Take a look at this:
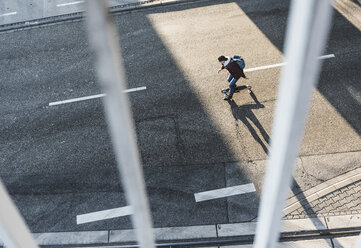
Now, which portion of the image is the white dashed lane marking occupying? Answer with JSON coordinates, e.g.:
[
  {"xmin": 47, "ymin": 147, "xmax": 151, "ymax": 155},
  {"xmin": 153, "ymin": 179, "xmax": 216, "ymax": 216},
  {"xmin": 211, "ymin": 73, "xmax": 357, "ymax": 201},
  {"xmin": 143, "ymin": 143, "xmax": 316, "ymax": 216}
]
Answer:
[
  {"xmin": 0, "ymin": 12, "xmax": 17, "ymax": 17},
  {"xmin": 244, "ymin": 54, "xmax": 335, "ymax": 72},
  {"xmin": 48, "ymin": 86, "xmax": 147, "ymax": 106},
  {"xmin": 194, "ymin": 183, "xmax": 256, "ymax": 202},
  {"xmin": 56, "ymin": 1, "xmax": 85, "ymax": 7},
  {"xmin": 77, "ymin": 206, "xmax": 133, "ymax": 224}
]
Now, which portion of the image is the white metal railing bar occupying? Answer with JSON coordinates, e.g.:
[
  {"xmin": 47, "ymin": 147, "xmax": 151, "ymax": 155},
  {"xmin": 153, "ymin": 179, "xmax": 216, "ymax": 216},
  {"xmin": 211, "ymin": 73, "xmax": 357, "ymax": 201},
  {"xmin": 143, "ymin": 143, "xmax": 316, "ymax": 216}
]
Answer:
[
  {"xmin": 253, "ymin": 0, "xmax": 334, "ymax": 248},
  {"xmin": 84, "ymin": 1, "xmax": 155, "ymax": 248},
  {"xmin": 0, "ymin": 180, "xmax": 39, "ymax": 248}
]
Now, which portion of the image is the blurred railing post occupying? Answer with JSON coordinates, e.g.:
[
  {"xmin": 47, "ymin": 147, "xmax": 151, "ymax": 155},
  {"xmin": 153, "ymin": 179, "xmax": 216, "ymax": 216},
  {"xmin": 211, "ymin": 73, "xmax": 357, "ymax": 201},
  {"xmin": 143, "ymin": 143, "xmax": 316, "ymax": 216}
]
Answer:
[
  {"xmin": 84, "ymin": 1, "xmax": 155, "ymax": 248},
  {"xmin": 0, "ymin": 180, "xmax": 39, "ymax": 248},
  {"xmin": 253, "ymin": 0, "xmax": 334, "ymax": 248}
]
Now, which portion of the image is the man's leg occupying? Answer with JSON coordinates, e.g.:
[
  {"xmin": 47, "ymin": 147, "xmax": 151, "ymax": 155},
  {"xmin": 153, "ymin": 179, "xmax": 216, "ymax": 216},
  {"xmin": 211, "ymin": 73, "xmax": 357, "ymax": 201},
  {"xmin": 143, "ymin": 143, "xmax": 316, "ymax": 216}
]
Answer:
[
  {"xmin": 228, "ymin": 77, "xmax": 238, "ymax": 98},
  {"xmin": 239, "ymin": 69, "xmax": 252, "ymax": 93},
  {"xmin": 227, "ymin": 74, "xmax": 233, "ymax": 82},
  {"xmin": 227, "ymin": 74, "xmax": 237, "ymax": 88}
]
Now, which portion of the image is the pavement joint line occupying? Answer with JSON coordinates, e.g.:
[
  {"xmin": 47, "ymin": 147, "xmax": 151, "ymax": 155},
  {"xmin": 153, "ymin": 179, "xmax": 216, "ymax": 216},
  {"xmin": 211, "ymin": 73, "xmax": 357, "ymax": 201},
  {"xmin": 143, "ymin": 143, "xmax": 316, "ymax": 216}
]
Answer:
[
  {"xmin": 48, "ymin": 86, "xmax": 147, "ymax": 106},
  {"xmin": 248, "ymin": 149, "xmax": 361, "ymax": 162},
  {"xmin": 194, "ymin": 183, "xmax": 256, "ymax": 202},
  {"xmin": 283, "ymin": 170, "xmax": 361, "ymax": 216}
]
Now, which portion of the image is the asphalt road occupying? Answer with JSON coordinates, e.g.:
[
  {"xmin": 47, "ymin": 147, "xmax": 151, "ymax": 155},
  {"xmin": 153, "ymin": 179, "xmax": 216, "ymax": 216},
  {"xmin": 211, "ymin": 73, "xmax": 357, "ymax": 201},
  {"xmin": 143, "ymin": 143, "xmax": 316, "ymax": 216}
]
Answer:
[
  {"xmin": 0, "ymin": 0, "xmax": 360, "ymax": 232},
  {"xmin": 0, "ymin": 0, "xmax": 144, "ymax": 25}
]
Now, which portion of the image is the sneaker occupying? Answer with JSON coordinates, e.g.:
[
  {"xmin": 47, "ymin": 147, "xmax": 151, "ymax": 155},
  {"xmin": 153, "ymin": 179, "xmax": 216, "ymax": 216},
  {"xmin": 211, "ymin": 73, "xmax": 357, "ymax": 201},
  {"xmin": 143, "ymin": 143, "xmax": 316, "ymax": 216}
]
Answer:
[
  {"xmin": 246, "ymin": 85, "xmax": 252, "ymax": 93},
  {"xmin": 221, "ymin": 88, "xmax": 229, "ymax": 93},
  {"xmin": 224, "ymin": 95, "xmax": 232, "ymax": 100}
]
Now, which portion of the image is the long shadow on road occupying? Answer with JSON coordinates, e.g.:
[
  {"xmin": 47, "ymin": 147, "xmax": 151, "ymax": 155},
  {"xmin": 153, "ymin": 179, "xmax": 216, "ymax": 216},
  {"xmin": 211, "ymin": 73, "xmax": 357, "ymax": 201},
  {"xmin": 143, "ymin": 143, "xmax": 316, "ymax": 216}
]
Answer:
[{"xmin": 227, "ymin": 91, "xmax": 270, "ymax": 154}]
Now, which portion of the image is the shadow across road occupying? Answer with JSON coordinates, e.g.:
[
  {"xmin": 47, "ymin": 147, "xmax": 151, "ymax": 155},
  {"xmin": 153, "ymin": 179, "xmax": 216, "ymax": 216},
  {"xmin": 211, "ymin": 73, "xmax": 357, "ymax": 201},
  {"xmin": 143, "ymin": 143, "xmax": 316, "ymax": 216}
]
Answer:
[{"xmin": 227, "ymin": 92, "xmax": 270, "ymax": 154}]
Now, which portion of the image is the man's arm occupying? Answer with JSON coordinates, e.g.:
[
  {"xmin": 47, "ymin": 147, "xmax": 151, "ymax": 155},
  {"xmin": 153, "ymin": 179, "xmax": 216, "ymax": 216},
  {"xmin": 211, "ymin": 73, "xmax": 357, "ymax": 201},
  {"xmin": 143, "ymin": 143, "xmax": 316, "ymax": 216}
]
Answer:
[{"xmin": 218, "ymin": 65, "xmax": 225, "ymax": 74}]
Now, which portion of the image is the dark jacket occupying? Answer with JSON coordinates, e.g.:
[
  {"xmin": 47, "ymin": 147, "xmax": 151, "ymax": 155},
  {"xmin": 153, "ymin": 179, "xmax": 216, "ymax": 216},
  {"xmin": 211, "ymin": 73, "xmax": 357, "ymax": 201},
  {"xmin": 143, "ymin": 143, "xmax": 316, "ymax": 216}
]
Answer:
[{"xmin": 222, "ymin": 59, "xmax": 246, "ymax": 79}]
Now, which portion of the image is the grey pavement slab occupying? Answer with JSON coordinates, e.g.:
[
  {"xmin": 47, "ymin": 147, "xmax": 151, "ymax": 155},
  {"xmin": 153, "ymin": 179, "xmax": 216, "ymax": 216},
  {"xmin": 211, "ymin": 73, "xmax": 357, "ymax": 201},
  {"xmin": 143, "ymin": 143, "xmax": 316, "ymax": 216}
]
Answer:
[
  {"xmin": 325, "ymin": 214, "xmax": 361, "ymax": 229},
  {"xmin": 281, "ymin": 218, "xmax": 328, "ymax": 232},
  {"xmin": 109, "ymin": 229, "xmax": 135, "ymax": 243},
  {"xmin": 33, "ymin": 231, "xmax": 108, "ymax": 245},
  {"xmin": 222, "ymin": 239, "xmax": 334, "ymax": 247},
  {"xmin": 217, "ymin": 217, "xmax": 328, "ymax": 237},
  {"xmin": 217, "ymin": 222, "xmax": 257, "ymax": 237},
  {"xmin": 109, "ymin": 225, "xmax": 217, "ymax": 242},
  {"xmin": 333, "ymin": 236, "xmax": 361, "ymax": 248}
]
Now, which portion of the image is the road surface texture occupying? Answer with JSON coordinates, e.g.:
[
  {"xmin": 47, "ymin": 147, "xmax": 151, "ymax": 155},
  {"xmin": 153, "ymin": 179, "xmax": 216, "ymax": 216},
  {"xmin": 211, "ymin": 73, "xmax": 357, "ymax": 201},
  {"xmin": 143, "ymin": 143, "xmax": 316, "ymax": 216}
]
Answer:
[
  {"xmin": 0, "ymin": 0, "xmax": 360, "ymax": 234},
  {"xmin": 0, "ymin": 0, "xmax": 150, "ymax": 25}
]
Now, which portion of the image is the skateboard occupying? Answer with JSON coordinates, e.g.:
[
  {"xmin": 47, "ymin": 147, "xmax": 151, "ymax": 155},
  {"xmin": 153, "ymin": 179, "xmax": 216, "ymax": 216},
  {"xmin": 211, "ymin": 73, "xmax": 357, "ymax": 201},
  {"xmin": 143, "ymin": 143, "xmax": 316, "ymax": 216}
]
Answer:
[{"xmin": 221, "ymin": 85, "xmax": 252, "ymax": 99}]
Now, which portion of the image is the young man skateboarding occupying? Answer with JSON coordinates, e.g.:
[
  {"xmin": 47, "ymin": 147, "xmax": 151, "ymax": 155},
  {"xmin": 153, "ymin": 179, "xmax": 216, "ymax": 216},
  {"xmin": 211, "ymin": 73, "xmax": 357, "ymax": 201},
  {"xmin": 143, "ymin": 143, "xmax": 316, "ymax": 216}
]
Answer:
[{"xmin": 218, "ymin": 55, "xmax": 251, "ymax": 100}]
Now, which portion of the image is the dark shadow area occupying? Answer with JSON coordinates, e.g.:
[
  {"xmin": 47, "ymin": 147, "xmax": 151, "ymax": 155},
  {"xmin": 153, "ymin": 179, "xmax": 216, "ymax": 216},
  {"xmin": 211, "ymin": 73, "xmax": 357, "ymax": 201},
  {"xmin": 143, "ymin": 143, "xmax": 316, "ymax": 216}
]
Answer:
[
  {"xmin": 235, "ymin": 85, "xmax": 249, "ymax": 91},
  {"xmin": 227, "ymin": 92, "xmax": 270, "ymax": 154},
  {"xmin": 290, "ymin": 179, "xmax": 343, "ymax": 248},
  {"xmin": 317, "ymin": 9, "xmax": 361, "ymax": 136},
  {"xmin": 352, "ymin": 0, "xmax": 361, "ymax": 7}
]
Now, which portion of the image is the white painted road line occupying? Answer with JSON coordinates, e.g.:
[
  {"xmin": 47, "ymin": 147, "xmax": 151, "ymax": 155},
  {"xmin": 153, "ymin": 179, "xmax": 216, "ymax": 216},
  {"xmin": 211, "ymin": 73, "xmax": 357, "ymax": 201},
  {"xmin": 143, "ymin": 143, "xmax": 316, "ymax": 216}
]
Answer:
[
  {"xmin": 244, "ymin": 54, "xmax": 335, "ymax": 72},
  {"xmin": 123, "ymin": 86, "xmax": 147, "ymax": 93},
  {"xmin": 0, "ymin": 12, "xmax": 17, "ymax": 17},
  {"xmin": 57, "ymin": 1, "xmax": 85, "ymax": 7},
  {"xmin": 244, "ymin": 62, "xmax": 286, "ymax": 72},
  {"xmin": 49, "ymin": 93, "xmax": 105, "ymax": 106},
  {"xmin": 48, "ymin": 86, "xmax": 146, "ymax": 106},
  {"xmin": 194, "ymin": 183, "xmax": 256, "ymax": 202},
  {"xmin": 77, "ymin": 206, "xmax": 133, "ymax": 224},
  {"xmin": 318, "ymin": 54, "xmax": 336, "ymax": 59}
]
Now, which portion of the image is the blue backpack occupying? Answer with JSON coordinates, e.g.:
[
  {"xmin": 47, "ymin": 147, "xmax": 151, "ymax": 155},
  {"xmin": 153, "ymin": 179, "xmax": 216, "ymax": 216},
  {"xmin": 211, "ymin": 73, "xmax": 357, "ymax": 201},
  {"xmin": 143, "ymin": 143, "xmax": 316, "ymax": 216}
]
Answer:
[{"xmin": 233, "ymin": 55, "xmax": 245, "ymax": 69}]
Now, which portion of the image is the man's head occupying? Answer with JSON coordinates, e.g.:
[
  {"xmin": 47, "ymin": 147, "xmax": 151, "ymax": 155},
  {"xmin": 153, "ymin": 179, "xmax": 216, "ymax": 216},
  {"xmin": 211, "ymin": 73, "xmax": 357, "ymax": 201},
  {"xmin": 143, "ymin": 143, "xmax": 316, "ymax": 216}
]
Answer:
[
  {"xmin": 218, "ymin": 55, "xmax": 227, "ymax": 65},
  {"xmin": 218, "ymin": 55, "xmax": 227, "ymax": 62}
]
